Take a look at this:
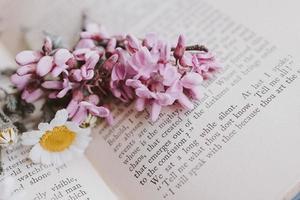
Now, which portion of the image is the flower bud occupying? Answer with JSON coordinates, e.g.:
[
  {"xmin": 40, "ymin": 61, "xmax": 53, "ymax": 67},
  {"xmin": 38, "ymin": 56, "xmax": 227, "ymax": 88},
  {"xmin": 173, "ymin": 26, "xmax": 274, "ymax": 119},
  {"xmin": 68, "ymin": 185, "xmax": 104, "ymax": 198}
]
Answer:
[
  {"xmin": 106, "ymin": 38, "xmax": 117, "ymax": 57},
  {"xmin": 42, "ymin": 36, "xmax": 53, "ymax": 54},
  {"xmin": 174, "ymin": 34, "xmax": 185, "ymax": 60},
  {"xmin": 125, "ymin": 34, "xmax": 141, "ymax": 54},
  {"xmin": 103, "ymin": 54, "xmax": 119, "ymax": 71}
]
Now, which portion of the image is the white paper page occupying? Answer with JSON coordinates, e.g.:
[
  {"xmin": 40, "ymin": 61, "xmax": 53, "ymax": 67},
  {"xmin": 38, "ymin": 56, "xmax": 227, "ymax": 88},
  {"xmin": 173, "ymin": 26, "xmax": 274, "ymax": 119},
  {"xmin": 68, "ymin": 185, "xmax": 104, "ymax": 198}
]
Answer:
[
  {"xmin": 86, "ymin": 1, "xmax": 300, "ymax": 200},
  {"xmin": 0, "ymin": 44, "xmax": 117, "ymax": 200}
]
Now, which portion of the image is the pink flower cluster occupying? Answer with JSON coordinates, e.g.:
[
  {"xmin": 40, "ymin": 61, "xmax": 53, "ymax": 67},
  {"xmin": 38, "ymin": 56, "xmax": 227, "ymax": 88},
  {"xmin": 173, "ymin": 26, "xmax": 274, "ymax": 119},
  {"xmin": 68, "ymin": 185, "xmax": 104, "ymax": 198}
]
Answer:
[{"xmin": 11, "ymin": 21, "xmax": 220, "ymax": 124}]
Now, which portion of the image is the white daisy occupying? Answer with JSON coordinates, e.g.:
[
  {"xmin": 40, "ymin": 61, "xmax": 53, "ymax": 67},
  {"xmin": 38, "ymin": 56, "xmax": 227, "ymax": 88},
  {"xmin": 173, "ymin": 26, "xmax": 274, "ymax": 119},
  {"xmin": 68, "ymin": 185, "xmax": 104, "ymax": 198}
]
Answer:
[
  {"xmin": 21, "ymin": 109, "xmax": 91, "ymax": 165},
  {"xmin": 0, "ymin": 127, "xmax": 18, "ymax": 148}
]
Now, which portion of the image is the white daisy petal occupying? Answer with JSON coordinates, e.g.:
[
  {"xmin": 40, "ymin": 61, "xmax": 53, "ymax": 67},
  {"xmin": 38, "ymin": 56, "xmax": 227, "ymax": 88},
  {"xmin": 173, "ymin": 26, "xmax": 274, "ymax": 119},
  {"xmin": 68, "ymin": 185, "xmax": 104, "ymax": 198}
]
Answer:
[
  {"xmin": 22, "ymin": 130, "xmax": 43, "ymax": 139},
  {"xmin": 38, "ymin": 122, "xmax": 52, "ymax": 132},
  {"xmin": 53, "ymin": 153, "xmax": 63, "ymax": 165},
  {"xmin": 22, "ymin": 137, "xmax": 40, "ymax": 146},
  {"xmin": 50, "ymin": 109, "xmax": 68, "ymax": 127},
  {"xmin": 41, "ymin": 151, "xmax": 52, "ymax": 165},
  {"xmin": 74, "ymin": 135, "xmax": 91, "ymax": 149},
  {"xmin": 61, "ymin": 149, "xmax": 73, "ymax": 163},
  {"xmin": 21, "ymin": 131, "xmax": 43, "ymax": 146},
  {"xmin": 69, "ymin": 145, "xmax": 84, "ymax": 154},
  {"xmin": 29, "ymin": 144, "xmax": 43, "ymax": 163}
]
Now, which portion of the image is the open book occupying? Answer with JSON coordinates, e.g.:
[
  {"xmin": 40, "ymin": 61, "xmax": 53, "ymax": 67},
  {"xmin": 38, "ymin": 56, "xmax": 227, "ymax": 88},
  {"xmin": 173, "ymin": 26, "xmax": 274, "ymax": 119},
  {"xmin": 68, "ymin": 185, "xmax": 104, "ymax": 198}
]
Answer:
[{"xmin": 1, "ymin": 0, "xmax": 300, "ymax": 199}]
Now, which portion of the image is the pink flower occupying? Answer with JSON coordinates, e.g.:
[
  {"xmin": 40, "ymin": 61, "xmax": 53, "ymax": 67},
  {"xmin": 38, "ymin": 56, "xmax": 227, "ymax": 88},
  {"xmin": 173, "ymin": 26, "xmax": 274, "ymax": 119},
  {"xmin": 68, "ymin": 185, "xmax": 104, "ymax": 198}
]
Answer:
[
  {"xmin": 12, "ymin": 38, "xmax": 75, "ymax": 103},
  {"xmin": 10, "ymin": 73, "xmax": 44, "ymax": 103},
  {"xmin": 15, "ymin": 51, "xmax": 42, "ymax": 66},
  {"xmin": 126, "ymin": 64, "xmax": 181, "ymax": 121},
  {"xmin": 103, "ymin": 54, "xmax": 118, "ymax": 71},
  {"xmin": 11, "ymin": 24, "xmax": 220, "ymax": 126},
  {"xmin": 109, "ymin": 49, "xmax": 135, "ymax": 102},
  {"xmin": 194, "ymin": 52, "xmax": 221, "ymax": 79},
  {"xmin": 127, "ymin": 47, "xmax": 158, "ymax": 79},
  {"xmin": 66, "ymin": 90, "xmax": 84, "ymax": 117},
  {"xmin": 42, "ymin": 78, "xmax": 77, "ymax": 98},
  {"xmin": 106, "ymin": 38, "xmax": 117, "ymax": 57},
  {"xmin": 50, "ymin": 49, "xmax": 74, "ymax": 77},
  {"xmin": 11, "ymin": 73, "xmax": 32, "ymax": 90},
  {"xmin": 125, "ymin": 34, "xmax": 141, "ymax": 54},
  {"xmin": 142, "ymin": 33, "xmax": 158, "ymax": 49},
  {"xmin": 67, "ymin": 94, "xmax": 110, "ymax": 124},
  {"xmin": 174, "ymin": 34, "xmax": 185, "ymax": 60},
  {"xmin": 72, "ymin": 49, "xmax": 100, "ymax": 81},
  {"xmin": 179, "ymin": 51, "xmax": 221, "ymax": 79},
  {"xmin": 75, "ymin": 39, "xmax": 96, "ymax": 49},
  {"xmin": 15, "ymin": 37, "xmax": 74, "ymax": 78},
  {"xmin": 21, "ymin": 87, "xmax": 44, "ymax": 103}
]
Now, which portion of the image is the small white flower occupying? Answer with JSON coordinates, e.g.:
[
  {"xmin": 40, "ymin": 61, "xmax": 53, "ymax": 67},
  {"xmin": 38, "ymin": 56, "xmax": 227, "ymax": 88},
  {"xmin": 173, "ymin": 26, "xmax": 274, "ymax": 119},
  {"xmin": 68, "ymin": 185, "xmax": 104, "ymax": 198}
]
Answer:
[
  {"xmin": 21, "ymin": 109, "xmax": 91, "ymax": 165},
  {"xmin": 0, "ymin": 128, "xmax": 18, "ymax": 148},
  {"xmin": 0, "ymin": 176, "xmax": 25, "ymax": 200},
  {"xmin": 80, "ymin": 114, "xmax": 98, "ymax": 128}
]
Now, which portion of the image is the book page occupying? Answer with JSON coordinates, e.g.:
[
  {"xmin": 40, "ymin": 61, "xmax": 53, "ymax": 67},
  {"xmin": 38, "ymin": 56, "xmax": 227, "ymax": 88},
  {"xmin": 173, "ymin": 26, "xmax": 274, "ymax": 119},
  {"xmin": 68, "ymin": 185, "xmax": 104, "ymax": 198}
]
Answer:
[
  {"xmin": 0, "ymin": 44, "xmax": 117, "ymax": 200},
  {"xmin": 86, "ymin": 1, "xmax": 300, "ymax": 200}
]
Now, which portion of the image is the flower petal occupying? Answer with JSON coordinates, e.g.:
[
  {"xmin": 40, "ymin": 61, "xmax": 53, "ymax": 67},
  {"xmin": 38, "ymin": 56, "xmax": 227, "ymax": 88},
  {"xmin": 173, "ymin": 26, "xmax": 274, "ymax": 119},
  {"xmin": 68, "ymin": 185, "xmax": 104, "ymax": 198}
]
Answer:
[
  {"xmin": 136, "ymin": 87, "xmax": 155, "ymax": 99},
  {"xmin": 21, "ymin": 130, "xmax": 43, "ymax": 145},
  {"xmin": 50, "ymin": 109, "xmax": 69, "ymax": 127},
  {"xmin": 72, "ymin": 106, "xmax": 88, "ymax": 124},
  {"xmin": 67, "ymin": 100, "xmax": 80, "ymax": 118},
  {"xmin": 16, "ymin": 50, "xmax": 42, "ymax": 65},
  {"xmin": 178, "ymin": 94, "xmax": 194, "ymax": 109},
  {"xmin": 11, "ymin": 73, "xmax": 32, "ymax": 90},
  {"xmin": 29, "ymin": 144, "xmax": 43, "ymax": 163},
  {"xmin": 42, "ymin": 80, "xmax": 63, "ymax": 89},
  {"xmin": 16, "ymin": 64, "xmax": 36, "ymax": 76},
  {"xmin": 22, "ymin": 88, "xmax": 43, "ymax": 103},
  {"xmin": 150, "ymin": 102, "xmax": 162, "ymax": 121},
  {"xmin": 54, "ymin": 49, "xmax": 73, "ymax": 66},
  {"xmin": 181, "ymin": 72, "xmax": 203, "ymax": 89},
  {"xmin": 36, "ymin": 55, "xmax": 54, "ymax": 76},
  {"xmin": 126, "ymin": 34, "xmax": 141, "ymax": 53},
  {"xmin": 135, "ymin": 98, "xmax": 145, "ymax": 111},
  {"xmin": 38, "ymin": 123, "xmax": 52, "ymax": 132}
]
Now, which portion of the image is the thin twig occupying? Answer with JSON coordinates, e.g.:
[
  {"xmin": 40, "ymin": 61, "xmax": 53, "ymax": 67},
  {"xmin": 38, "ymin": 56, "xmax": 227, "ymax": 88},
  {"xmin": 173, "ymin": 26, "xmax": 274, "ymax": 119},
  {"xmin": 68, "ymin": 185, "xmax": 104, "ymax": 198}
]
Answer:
[{"xmin": 171, "ymin": 44, "xmax": 208, "ymax": 52}]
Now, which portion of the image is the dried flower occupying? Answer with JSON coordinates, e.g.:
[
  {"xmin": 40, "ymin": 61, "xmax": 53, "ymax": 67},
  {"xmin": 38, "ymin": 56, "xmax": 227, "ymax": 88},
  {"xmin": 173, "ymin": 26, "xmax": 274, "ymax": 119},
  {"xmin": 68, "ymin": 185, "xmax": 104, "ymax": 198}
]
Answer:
[
  {"xmin": 0, "ymin": 128, "xmax": 18, "ymax": 148},
  {"xmin": 80, "ymin": 114, "xmax": 98, "ymax": 128}
]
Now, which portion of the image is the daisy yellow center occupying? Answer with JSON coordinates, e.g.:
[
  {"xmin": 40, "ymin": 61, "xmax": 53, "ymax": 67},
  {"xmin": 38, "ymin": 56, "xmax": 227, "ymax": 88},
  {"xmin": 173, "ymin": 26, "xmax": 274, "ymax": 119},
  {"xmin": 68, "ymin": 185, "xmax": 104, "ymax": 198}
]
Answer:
[{"xmin": 40, "ymin": 126, "xmax": 76, "ymax": 152}]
